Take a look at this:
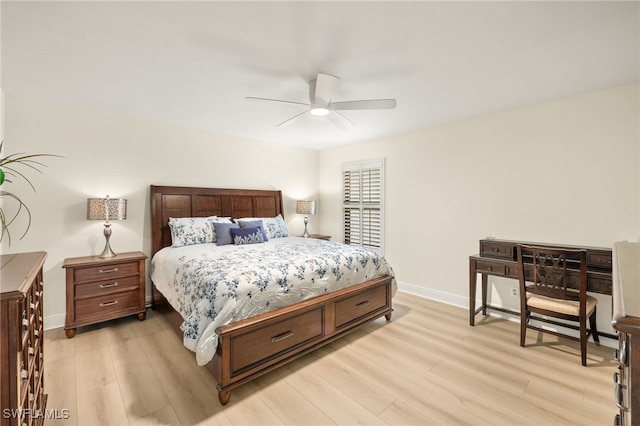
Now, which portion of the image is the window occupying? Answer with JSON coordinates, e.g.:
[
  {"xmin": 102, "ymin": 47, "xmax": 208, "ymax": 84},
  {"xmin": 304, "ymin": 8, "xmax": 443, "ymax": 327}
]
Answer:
[{"xmin": 342, "ymin": 159, "xmax": 384, "ymax": 254}]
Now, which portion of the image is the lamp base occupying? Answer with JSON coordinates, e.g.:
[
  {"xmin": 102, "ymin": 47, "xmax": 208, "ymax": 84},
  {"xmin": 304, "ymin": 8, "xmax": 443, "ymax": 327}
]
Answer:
[
  {"xmin": 98, "ymin": 242, "xmax": 117, "ymax": 258},
  {"xmin": 99, "ymin": 222, "xmax": 117, "ymax": 258},
  {"xmin": 302, "ymin": 216, "xmax": 310, "ymax": 238}
]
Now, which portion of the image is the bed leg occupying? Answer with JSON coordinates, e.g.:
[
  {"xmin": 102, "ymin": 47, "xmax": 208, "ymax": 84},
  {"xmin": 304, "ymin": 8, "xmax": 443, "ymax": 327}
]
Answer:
[
  {"xmin": 385, "ymin": 311, "xmax": 392, "ymax": 321},
  {"xmin": 218, "ymin": 390, "xmax": 231, "ymax": 405}
]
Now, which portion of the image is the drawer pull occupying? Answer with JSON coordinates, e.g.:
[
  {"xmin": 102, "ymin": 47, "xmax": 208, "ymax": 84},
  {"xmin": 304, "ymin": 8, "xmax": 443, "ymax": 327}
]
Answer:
[
  {"xmin": 620, "ymin": 341, "xmax": 628, "ymax": 364},
  {"xmin": 98, "ymin": 267, "xmax": 119, "ymax": 274},
  {"xmin": 99, "ymin": 282, "xmax": 119, "ymax": 288},
  {"xmin": 613, "ymin": 372, "xmax": 626, "ymax": 388},
  {"xmin": 615, "ymin": 384, "xmax": 628, "ymax": 411},
  {"xmin": 356, "ymin": 300, "xmax": 371, "ymax": 309},
  {"xmin": 99, "ymin": 300, "xmax": 118, "ymax": 308},
  {"xmin": 271, "ymin": 330, "xmax": 294, "ymax": 343}
]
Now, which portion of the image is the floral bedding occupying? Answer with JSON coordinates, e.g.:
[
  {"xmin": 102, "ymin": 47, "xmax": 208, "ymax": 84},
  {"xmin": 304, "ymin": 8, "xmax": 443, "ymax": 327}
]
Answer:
[{"xmin": 150, "ymin": 236, "xmax": 396, "ymax": 365}]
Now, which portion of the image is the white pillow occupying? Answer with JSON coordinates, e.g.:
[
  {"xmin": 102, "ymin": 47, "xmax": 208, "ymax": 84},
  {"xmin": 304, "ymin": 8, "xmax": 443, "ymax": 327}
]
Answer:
[
  {"xmin": 168, "ymin": 216, "xmax": 232, "ymax": 247},
  {"xmin": 236, "ymin": 214, "xmax": 288, "ymax": 239}
]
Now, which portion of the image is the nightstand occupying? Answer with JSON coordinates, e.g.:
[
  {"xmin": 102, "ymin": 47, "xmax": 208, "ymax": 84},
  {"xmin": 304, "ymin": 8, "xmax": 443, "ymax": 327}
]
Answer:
[
  {"xmin": 307, "ymin": 234, "xmax": 331, "ymax": 241},
  {"xmin": 63, "ymin": 251, "xmax": 147, "ymax": 338}
]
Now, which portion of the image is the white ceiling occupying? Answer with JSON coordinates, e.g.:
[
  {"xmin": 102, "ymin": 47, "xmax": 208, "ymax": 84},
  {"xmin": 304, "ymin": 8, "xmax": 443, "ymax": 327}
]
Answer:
[{"xmin": 2, "ymin": 1, "xmax": 639, "ymax": 150}]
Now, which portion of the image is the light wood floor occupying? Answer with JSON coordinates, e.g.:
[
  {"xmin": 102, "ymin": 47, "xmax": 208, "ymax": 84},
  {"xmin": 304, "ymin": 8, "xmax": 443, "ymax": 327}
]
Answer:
[{"xmin": 44, "ymin": 291, "xmax": 617, "ymax": 425}]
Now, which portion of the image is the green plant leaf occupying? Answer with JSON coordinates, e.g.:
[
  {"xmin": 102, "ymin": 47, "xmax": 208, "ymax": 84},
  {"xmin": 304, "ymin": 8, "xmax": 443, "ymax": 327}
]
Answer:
[{"xmin": 0, "ymin": 140, "xmax": 62, "ymax": 245}]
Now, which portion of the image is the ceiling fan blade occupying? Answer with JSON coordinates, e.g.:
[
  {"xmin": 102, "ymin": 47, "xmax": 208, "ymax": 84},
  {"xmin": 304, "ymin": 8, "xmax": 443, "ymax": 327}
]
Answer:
[
  {"xmin": 276, "ymin": 109, "xmax": 309, "ymax": 127},
  {"xmin": 245, "ymin": 96, "xmax": 309, "ymax": 107},
  {"xmin": 330, "ymin": 99, "xmax": 397, "ymax": 110},
  {"xmin": 311, "ymin": 73, "xmax": 339, "ymax": 105}
]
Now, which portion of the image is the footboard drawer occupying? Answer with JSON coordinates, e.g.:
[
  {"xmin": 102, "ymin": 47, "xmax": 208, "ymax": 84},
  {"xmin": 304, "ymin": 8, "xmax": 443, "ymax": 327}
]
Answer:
[
  {"xmin": 335, "ymin": 283, "xmax": 389, "ymax": 329},
  {"xmin": 230, "ymin": 307, "xmax": 324, "ymax": 374}
]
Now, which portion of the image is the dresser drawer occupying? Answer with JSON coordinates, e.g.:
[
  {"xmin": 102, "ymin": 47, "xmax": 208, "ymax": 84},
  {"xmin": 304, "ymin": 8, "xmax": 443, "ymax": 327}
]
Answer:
[
  {"xmin": 230, "ymin": 308, "xmax": 324, "ymax": 374},
  {"xmin": 75, "ymin": 275, "xmax": 140, "ymax": 298},
  {"xmin": 480, "ymin": 240, "xmax": 514, "ymax": 259},
  {"xmin": 335, "ymin": 284, "xmax": 389, "ymax": 329},
  {"xmin": 75, "ymin": 289, "xmax": 140, "ymax": 321},
  {"xmin": 74, "ymin": 261, "xmax": 140, "ymax": 283}
]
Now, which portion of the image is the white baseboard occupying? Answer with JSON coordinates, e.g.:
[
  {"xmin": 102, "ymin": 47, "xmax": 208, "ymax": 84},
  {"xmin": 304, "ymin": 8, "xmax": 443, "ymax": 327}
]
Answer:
[
  {"xmin": 396, "ymin": 281, "xmax": 617, "ymax": 349},
  {"xmin": 44, "ymin": 313, "xmax": 65, "ymax": 331}
]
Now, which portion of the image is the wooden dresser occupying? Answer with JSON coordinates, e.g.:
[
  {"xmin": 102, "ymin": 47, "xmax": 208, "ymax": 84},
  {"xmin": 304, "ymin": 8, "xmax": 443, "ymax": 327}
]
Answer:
[
  {"xmin": 612, "ymin": 242, "xmax": 640, "ymax": 426},
  {"xmin": 0, "ymin": 252, "xmax": 47, "ymax": 426},
  {"xmin": 63, "ymin": 251, "xmax": 147, "ymax": 338}
]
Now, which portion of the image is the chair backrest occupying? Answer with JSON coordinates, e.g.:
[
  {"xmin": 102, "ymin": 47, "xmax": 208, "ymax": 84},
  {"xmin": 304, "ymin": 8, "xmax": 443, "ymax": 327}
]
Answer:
[{"xmin": 517, "ymin": 244, "xmax": 587, "ymax": 301}]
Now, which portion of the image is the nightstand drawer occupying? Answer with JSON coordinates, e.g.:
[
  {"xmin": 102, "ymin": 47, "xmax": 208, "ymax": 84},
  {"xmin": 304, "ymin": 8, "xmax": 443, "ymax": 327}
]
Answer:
[
  {"xmin": 75, "ymin": 275, "xmax": 140, "ymax": 298},
  {"xmin": 74, "ymin": 261, "xmax": 140, "ymax": 283},
  {"xmin": 75, "ymin": 290, "xmax": 140, "ymax": 320}
]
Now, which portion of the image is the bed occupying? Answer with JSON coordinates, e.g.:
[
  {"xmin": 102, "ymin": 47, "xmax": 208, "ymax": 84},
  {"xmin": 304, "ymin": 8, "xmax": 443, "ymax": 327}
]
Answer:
[{"xmin": 149, "ymin": 185, "xmax": 395, "ymax": 405}]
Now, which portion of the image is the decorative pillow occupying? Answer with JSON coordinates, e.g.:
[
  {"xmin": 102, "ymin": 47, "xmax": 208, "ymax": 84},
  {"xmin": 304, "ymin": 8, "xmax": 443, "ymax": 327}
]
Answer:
[
  {"xmin": 229, "ymin": 226, "xmax": 266, "ymax": 245},
  {"xmin": 209, "ymin": 217, "xmax": 233, "ymax": 241},
  {"xmin": 237, "ymin": 214, "xmax": 288, "ymax": 239},
  {"xmin": 168, "ymin": 216, "xmax": 216, "ymax": 247},
  {"xmin": 212, "ymin": 222, "xmax": 240, "ymax": 246},
  {"xmin": 238, "ymin": 220, "xmax": 268, "ymax": 241}
]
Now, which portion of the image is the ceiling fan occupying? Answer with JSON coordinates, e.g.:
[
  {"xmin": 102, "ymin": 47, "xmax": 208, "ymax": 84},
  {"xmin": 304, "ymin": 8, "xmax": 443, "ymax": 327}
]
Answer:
[{"xmin": 245, "ymin": 73, "xmax": 397, "ymax": 127}]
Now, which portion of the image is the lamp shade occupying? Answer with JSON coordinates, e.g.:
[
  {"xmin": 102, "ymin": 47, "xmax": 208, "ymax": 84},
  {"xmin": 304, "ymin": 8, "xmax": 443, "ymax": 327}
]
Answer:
[
  {"xmin": 87, "ymin": 196, "xmax": 127, "ymax": 221},
  {"xmin": 296, "ymin": 200, "xmax": 316, "ymax": 215}
]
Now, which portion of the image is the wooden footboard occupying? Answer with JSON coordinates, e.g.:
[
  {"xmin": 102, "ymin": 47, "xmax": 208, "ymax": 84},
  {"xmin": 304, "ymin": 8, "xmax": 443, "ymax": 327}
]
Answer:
[
  {"xmin": 208, "ymin": 275, "xmax": 393, "ymax": 404},
  {"xmin": 153, "ymin": 275, "xmax": 393, "ymax": 405}
]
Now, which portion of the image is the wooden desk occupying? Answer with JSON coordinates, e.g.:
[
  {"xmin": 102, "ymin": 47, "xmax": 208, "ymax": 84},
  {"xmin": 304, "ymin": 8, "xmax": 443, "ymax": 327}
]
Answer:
[{"xmin": 469, "ymin": 239, "xmax": 612, "ymax": 326}]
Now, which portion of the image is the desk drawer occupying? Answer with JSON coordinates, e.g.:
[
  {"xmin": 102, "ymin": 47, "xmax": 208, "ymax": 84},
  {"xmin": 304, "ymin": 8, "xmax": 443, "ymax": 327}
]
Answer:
[
  {"xmin": 480, "ymin": 240, "xmax": 514, "ymax": 259},
  {"xmin": 587, "ymin": 251, "xmax": 612, "ymax": 270},
  {"xmin": 506, "ymin": 264, "xmax": 521, "ymax": 279},
  {"xmin": 475, "ymin": 261, "xmax": 506, "ymax": 276},
  {"xmin": 565, "ymin": 271, "xmax": 612, "ymax": 294}
]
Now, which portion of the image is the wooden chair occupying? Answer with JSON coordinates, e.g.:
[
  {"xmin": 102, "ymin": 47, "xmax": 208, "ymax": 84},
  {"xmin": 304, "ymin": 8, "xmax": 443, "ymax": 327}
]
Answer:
[{"xmin": 516, "ymin": 244, "xmax": 600, "ymax": 366}]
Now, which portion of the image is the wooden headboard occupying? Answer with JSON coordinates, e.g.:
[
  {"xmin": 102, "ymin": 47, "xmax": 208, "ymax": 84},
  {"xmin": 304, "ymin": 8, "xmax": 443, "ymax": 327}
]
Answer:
[{"xmin": 150, "ymin": 185, "xmax": 284, "ymax": 257}]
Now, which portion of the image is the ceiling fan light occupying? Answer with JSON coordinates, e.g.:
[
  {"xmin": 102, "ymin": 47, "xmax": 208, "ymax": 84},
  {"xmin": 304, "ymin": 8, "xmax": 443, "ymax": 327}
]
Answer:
[{"xmin": 310, "ymin": 106, "xmax": 330, "ymax": 116}]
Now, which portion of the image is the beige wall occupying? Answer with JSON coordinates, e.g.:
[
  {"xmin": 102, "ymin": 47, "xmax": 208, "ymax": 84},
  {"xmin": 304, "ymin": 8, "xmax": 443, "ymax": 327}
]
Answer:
[
  {"xmin": 318, "ymin": 84, "xmax": 639, "ymax": 335},
  {"xmin": 3, "ymin": 85, "xmax": 638, "ymax": 335},
  {"xmin": 1, "ymin": 95, "xmax": 319, "ymax": 328}
]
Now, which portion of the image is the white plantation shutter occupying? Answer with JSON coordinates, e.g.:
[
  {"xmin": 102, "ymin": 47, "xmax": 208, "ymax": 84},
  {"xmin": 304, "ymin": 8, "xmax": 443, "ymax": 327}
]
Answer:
[{"xmin": 342, "ymin": 159, "xmax": 384, "ymax": 254}]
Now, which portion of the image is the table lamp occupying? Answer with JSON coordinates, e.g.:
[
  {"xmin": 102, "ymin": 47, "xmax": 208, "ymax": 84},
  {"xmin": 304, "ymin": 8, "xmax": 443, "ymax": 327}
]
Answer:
[
  {"xmin": 87, "ymin": 195, "xmax": 127, "ymax": 258},
  {"xmin": 296, "ymin": 200, "xmax": 316, "ymax": 238}
]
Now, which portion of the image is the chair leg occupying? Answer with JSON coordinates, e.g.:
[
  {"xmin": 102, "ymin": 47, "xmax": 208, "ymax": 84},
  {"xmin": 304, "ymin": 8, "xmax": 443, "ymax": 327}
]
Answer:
[
  {"xmin": 520, "ymin": 309, "xmax": 527, "ymax": 347},
  {"xmin": 580, "ymin": 316, "xmax": 587, "ymax": 366},
  {"xmin": 589, "ymin": 307, "xmax": 600, "ymax": 345}
]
